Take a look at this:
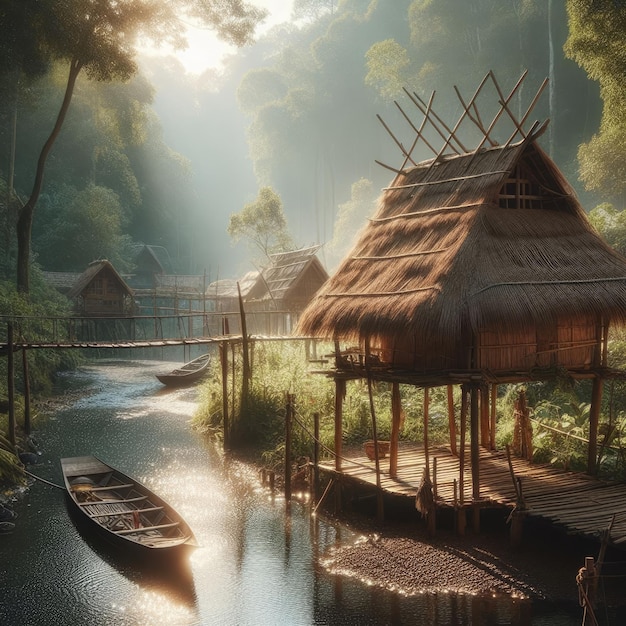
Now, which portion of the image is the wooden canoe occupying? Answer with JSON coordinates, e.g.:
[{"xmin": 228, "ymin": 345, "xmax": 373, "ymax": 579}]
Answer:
[
  {"xmin": 156, "ymin": 353, "xmax": 211, "ymax": 387},
  {"xmin": 61, "ymin": 456, "xmax": 197, "ymax": 557}
]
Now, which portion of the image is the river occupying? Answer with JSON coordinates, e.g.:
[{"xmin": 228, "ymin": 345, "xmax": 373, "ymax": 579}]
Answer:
[{"xmin": 0, "ymin": 360, "xmax": 586, "ymax": 625}]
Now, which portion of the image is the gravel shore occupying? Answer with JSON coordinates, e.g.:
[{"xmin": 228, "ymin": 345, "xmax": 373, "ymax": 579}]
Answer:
[{"xmin": 319, "ymin": 514, "xmax": 609, "ymax": 604}]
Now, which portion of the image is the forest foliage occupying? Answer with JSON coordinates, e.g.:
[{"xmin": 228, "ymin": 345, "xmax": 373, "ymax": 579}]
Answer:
[
  {"xmin": 4, "ymin": 1, "xmax": 626, "ymax": 481},
  {"xmin": 2, "ymin": 0, "xmax": 622, "ymax": 286}
]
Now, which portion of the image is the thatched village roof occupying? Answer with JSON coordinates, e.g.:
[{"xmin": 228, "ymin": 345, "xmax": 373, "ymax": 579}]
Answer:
[
  {"xmin": 42, "ymin": 271, "xmax": 82, "ymax": 294},
  {"xmin": 67, "ymin": 260, "xmax": 133, "ymax": 300},
  {"xmin": 296, "ymin": 72, "xmax": 626, "ymax": 380},
  {"xmin": 206, "ymin": 270, "xmax": 261, "ymax": 305},
  {"xmin": 206, "ymin": 247, "xmax": 328, "ymax": 312},
  {"xmin": 251, "ymin": 245, "xmax": 328, "ymax": 307},
  {"xmin": 297, "ymin": 140, "xmax": 626, "ymax": 342}
]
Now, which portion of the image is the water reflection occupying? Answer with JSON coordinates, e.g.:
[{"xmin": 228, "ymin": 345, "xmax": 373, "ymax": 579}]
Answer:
[{"xmin": 0, "ymin": 360, "xmax": 587, "ymax": 625}]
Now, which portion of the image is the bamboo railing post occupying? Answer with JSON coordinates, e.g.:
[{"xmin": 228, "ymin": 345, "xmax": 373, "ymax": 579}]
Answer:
[
  {"xmin": 313, "ymin": 412, "xmax": 320, "ymax": 503},
  {"xmin": 284, "ymin": 394, "xmax": 293, "ymax": 501},
  {"xmin": 220, "ymin": 341, "xmax": 229, "ymax": 449},
  {"xmin": 21, "ymin": 347, "xmax": 31, "ymax": 435},
  {"xmin": 7, "ymin": 323, "xmax": 16, "ymax": 448}
]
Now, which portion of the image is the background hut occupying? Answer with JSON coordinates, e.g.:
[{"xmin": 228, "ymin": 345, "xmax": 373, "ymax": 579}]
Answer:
[
  {"xmin": 68, "ymin": 260, "xmax": 134, "ymax": 317},
  {"xmin": 247, "ymin": 245, "xmax": 329, "ymax": 334},
  {"xmin": 297, "ymin": 72, "xmax": 626, "ymax": 503},
  {"xmin": 130, "ymin": 244, "xmax": 173, "ymax": 289}
]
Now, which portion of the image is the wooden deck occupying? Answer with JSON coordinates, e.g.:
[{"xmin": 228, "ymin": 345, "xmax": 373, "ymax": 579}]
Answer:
[{"xmin": 319, "ymin": 444, "xmax": 626, "ymax": 545}]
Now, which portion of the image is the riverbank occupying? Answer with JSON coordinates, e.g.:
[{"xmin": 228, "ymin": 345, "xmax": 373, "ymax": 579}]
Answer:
[{"xmin": 318, "ymin": 508, "xmax": 626, "ymax": 616}]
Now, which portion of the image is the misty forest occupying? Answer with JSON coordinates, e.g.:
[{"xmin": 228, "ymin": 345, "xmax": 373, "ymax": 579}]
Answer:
[{"xmin": 2, "ymin": 0, "xmax": 624, "ymax": 296}]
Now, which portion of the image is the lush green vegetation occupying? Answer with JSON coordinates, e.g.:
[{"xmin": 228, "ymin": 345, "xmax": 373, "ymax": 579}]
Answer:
[
  {"xmin": 0, "ymin": 278, "xmax": 83, "ymax": 485},
  {"xmin": 193, "ymin": 334, "xmax": 626, "ymax": 482}
]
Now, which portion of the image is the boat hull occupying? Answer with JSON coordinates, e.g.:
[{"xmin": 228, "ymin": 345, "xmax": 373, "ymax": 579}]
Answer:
[
  {"xmin": 156, "ymin": 354, "xmax": 211, "ymax": 387},
  {"xmin": 61, "ymin": 456, "xmax": 197, "ymax": 559}
]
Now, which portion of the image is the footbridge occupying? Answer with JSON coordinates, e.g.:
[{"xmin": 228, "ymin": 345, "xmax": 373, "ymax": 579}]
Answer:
[{"xmin": 0, "ymin": 310, "xmax": 299, "ymax": 351}]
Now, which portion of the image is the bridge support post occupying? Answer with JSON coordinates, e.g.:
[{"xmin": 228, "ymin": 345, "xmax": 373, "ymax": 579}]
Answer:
[{"xmin": 7, "ymin": 323, "xmax": 16, "ymax": 447}]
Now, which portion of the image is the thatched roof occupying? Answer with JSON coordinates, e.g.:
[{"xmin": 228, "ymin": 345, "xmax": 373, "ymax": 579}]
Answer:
[
  {"xmin": 206, "ymin": 271, "xmax": 261, "ymax": 301},
  {"xmin": 42, "ymin": 271, "xmax": 81, "ymax": 294},
  {"xmin": 296, "ymin": 140, "xmax": 626, "ymax": 343},
  {"xmin": 67, "ymin": 260, "xmax": 133, "ymax": 299},
  {"xmin": 256, "ymin": 245, "xmax": 328, "ymax": 304},
  {"xmin": 155, "ymin": 274, "xmax": 206, "ymax": 294}
]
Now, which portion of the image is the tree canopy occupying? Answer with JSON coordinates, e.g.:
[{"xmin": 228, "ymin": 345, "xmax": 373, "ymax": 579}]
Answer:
[
  {"xmin": 227, "ymin": 187, "xmax": 293, "ymax": 262},
  {"xmin": 0, "ymin": 0, "xmax": 266, "ymax": 293}
]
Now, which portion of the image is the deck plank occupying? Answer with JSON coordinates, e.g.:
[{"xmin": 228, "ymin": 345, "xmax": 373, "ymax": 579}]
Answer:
[{"xmin": 319, "ymin": 444, "xmax": 626, "ymax": 544}]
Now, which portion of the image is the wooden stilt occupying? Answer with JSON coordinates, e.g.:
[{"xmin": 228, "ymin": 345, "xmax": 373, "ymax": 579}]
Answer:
[
  {"xmin": 587, "ymin": 376, "xmax": 603, "ymax": 475},
  {"xmin": 367, "ymin": 375, "xmax": 385, "ymax": 524},
  {"xmin": 470, "ymin": 383, "xmax": 481, "ymax": 533},
  {"xmin": 490, "ymin": 384, "xmax": 497, "ymax": 450},
  {"xmin": 447, "ymin": 384, "xmax": 457, "ymax": 455},
  {"xmin": 459, "ymin": 385, "xmax": 468, "ymax": 506},
  {"xmin": 480, "ymin": 384, "xmax": 490, "ymax": 448},
  {"xmin": 334, "ymin": 377, "xmax": 345, "ymax": 513},
  {"xmin": 423, "ymin": 387, "xmax": 430, "ymax": 479},
  {"xmin": 390, "ymin": 382, "xmax": 401, "ymax": 478}
]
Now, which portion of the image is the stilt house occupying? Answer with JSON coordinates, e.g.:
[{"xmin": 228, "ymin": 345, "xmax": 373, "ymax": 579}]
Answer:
[
  {"xmin": 296, "ymin": 72, "xmax": 626, "ymax": 506},
  {"xmin": 68, "ymin": 260, "xmax": 135, "ymax": 317}
]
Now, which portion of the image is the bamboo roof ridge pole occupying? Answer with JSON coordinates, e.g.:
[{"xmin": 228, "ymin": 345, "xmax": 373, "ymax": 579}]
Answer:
[
  {"xmin": 376, "ymin": 114, "xmax": 417, "ymax": 167},
  {"xmin": 466, "ymin": 73, "xmax": 528, "ymax": 168},
  {"xmin": 394, "ymin": 93, "xmax": 440, "ymax": 166},
  {"xmin": 426, "ymin": 72, "xmax": 491, "ymax": 173},
  {"xmin": 453, "ymin": 85, "xmax": 499, "ymax": 148},
  {"xmin": 405, "ymin": 88, "xmax": 468, "ymax": 153},
  {"xmin": 503, "ymin": 76, "xmax": 549, "ymax": 147}
]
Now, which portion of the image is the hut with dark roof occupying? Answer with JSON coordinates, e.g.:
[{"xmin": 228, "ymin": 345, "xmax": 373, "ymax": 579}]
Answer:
[
  {"xmin": 68, "ymin": 260, "xmax": 135, "ymax": 317},
  {"xmin": 296, "ymin": 72, "xmax": 626, "ymax": 519}
]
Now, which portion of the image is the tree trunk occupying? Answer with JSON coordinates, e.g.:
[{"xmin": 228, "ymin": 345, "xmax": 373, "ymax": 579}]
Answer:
[{"xmin": 16, "ymin": 58, "xmax": 82, "ymax": 294}]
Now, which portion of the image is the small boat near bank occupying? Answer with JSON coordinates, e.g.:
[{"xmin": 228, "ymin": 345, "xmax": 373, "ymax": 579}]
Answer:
[
  {"xmin": 156, "ymin": 353, "xmax": 211, "ymax": 387},
  {"xmin": 61, "ymin": 456, "xmax": 197, "ymax": 557}
]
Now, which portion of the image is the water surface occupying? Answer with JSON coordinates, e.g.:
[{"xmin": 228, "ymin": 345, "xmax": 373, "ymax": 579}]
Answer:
[{"xmin": 0, "ymin": 360, "xmax": 584, "ymax": 625}]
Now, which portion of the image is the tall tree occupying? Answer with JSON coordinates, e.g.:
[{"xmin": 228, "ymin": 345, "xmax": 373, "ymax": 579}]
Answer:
[
  {"xmin": 1, "ymin": 0, "xmax": 266, "ymax": 294},
  {"xmin": 228, "ymin": 187, "xmax": 294, "ymax": 262},
  {"xmin": 565, "ymin": 0, "xmax": 626, "ymax": 202}
]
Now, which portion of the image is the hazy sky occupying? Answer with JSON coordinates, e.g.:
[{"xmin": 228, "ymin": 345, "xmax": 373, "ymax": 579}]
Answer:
[{"xmin": 145, "ymin": 1, "xmax": 295, "ymax": 74}]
